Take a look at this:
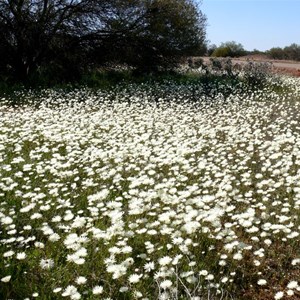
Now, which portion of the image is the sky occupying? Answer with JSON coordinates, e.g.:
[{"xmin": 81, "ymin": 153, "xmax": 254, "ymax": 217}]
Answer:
[{"xmin": 201, "ymin": 0, "xmax": 300, "ymax": 51}]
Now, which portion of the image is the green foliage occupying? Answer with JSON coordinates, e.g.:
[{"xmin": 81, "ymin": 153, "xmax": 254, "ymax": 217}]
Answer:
[
  {"xmin": 267, "ymin": 47, "xmax": 286, "ymax": 60},
  {"xmin": 266, "ymin": 44, "xmax": 300, "ymax": 61},
  {"xmin": 283, "ymin": 44, "xmax": 300, "ymax": 61},
  {"xmin": 0, "ymin": 0, "xmax": 207, "ymax": 84},
  {"xmin": 102, "ymin": 0, "xmax": 207, "ymax": 72},
  {"xmin": 211, "ymin": 41, "xmax": 246, "ymax": 58},
  {"xmin": 211, "ymin": 46, "xmax": 232, "ymax": 58},
  {"xmin": 251, "ymin": 49, "xmax": 264, "ymax": 55}
]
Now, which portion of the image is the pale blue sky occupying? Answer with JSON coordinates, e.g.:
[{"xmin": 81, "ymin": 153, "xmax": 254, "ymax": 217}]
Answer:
[{"xmin": 201, "ymin": 0, "xmax": 300, "ymax": 51}]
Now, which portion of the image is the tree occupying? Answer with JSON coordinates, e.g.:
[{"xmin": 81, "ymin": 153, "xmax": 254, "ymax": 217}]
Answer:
[
  {"xmin": 283, "ymin": 44, "xmax": 300, "ymax": 61},
  {"xmin": 211, "ymin": 41, "xmax": 246, "ymax": 58},
  {"xmin": 0, "ymin": 0, "xmax": 207, "ymax": 82},
  {"xmin": 266, "ymin": 44, "xmax": 300, "ymax": 61},
  {"xmin": 93, "ymin": 0, "xmax": 207, "ymax": 71},
  {"xmin": 0, "ymin": 1, "xmax": 105, "ymax": 80},
  {"xmin": 266, "ymin": 47, "xmax": 285, "ymax": 60},
  {"xmin": 211, "ymin": 46, "xmax": 231, "ymax": 58}
]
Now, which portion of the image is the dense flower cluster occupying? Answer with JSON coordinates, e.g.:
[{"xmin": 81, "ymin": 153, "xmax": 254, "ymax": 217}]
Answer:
[{"xmin": 1, "ymin": 76, "xmax": 300, "ymax": 299}]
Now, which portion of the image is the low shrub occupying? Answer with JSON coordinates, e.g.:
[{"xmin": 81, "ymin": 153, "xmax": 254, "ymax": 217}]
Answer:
[{"xmin": 242, "ymin": 61, "xmax": 272, "ymax": 86}]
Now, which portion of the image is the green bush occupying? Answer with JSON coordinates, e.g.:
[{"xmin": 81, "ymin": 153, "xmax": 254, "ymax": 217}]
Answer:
[
  {"xmin": 211, "ymin": 41, "xmax": 246, "ymax": 58},
  {"xmin": 211, "ymin": 46, "xmax": 232, "ymax": 57},
  {"xmin": 266, "ymin": 47, "xmax": 286, "ymax": 60},
  {"xmin": 266, "ymin": 44, "xmax": 300, "ymax": 61}
]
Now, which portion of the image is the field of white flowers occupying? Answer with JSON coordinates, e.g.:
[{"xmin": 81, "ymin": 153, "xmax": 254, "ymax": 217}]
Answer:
[{"xmin": 1, "ymin": 76, "xmax": 300, "ymax": 300}]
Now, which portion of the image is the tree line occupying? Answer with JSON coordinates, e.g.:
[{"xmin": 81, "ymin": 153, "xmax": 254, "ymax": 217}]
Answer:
[
  {"xmin": 208, "ymin": 41, "xmax": 300, "ymax": 61},
  {"xmin": 0, "ymin": 0, "xmax": 207, "ymax": 84},
  {"xmin": 266, "ymin": 44, "xmax": 300, "ymax": 61}
]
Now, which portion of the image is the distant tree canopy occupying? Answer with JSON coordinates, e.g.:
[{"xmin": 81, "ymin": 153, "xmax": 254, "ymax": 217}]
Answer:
[
  {"xmin": 211, "ymin": 41, "xmax": 246, "ymax": 58},
  {"xmin": 0, "ymin": 0, "xmax": 207, "ymax": 83},
  {"xmin": 266, "ymin": 44, "xmax": 300, "ymax": 61}
]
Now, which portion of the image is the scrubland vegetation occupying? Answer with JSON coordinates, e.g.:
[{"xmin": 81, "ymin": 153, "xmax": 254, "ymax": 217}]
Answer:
[
  {"xmin": 208, "ymin": 42, "xmax": 300, "ymax": 61},
  {"xmin": 266, "ymin": 44, "xmax": 300, "ymax": 61},
  {"xmin": 1, "ymin": 63, "xmax": 300, "ymax": 300}
]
